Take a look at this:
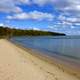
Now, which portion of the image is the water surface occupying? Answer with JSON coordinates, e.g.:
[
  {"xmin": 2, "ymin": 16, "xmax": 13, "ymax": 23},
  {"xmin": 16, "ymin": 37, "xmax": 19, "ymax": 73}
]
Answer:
[{"xmin": 11, "ymin": 36, "xmax": 80, "ymax": 63}]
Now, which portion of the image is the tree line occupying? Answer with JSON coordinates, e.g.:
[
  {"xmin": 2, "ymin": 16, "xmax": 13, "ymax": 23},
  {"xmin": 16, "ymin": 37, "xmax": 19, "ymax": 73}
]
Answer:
[{"xmin": 0, "ymin": 26, "xmax": 65, "ymax": 37}]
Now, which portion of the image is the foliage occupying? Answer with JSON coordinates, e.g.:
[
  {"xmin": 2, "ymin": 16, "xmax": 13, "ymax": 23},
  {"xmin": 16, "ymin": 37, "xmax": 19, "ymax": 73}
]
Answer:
[{"xmin": 0, "ymin": 26, "xmax": 65, "ymax": 37}]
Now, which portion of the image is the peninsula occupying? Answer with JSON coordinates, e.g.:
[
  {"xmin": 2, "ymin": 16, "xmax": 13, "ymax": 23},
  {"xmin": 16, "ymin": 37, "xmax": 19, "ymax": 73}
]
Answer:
[{"xmin": 0, "ymin": 26, "xmax": 65, "ymax": 37}]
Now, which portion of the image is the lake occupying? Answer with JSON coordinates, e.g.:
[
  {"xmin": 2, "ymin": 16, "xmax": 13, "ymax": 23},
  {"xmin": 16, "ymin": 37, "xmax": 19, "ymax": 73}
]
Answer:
[{"xmin": 11, "ymin": 36, "xmax": 80, "ymax": 64}]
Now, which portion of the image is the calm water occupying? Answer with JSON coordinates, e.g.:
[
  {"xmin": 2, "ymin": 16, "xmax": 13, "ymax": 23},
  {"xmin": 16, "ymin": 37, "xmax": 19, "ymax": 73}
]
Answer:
[{"xmin": 11, "ymin": 36, "xmax": 80, "ymax": 61}]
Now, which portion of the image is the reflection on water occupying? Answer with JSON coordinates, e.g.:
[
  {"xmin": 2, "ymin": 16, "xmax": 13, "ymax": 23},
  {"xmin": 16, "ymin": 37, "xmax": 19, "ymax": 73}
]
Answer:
[{"xmin": 11, "ymin": 36, "xmax": 80, "ymax": 60}]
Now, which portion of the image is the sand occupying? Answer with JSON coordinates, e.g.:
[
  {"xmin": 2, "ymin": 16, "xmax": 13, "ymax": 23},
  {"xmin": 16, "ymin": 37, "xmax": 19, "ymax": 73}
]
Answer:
[{"xmin": 0, "ymin": 39, "xmax": 79, "ymax": 80}]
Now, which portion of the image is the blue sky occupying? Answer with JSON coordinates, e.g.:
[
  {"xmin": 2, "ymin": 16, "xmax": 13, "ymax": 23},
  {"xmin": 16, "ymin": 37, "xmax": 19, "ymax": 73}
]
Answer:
[{"xmin": 0, "ymin": 0, "xmax": 80, "ymax": 35}]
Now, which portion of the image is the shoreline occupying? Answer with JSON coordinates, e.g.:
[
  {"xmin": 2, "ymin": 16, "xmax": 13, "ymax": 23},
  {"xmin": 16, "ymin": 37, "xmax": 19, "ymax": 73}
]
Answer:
[
  {"xmin": 9, "ymin": 39, "xmax": 80, "ymax": 79},
  {"xmin": 0, "ymin": 39, "xmax": 79, "ymax": 80}
]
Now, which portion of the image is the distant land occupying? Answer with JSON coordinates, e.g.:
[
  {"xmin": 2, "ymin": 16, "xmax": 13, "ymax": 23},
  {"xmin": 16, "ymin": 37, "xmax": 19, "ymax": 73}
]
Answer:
[{"xmin": 0, "ymin": 26, "xmax": 66, "ymax": 37}]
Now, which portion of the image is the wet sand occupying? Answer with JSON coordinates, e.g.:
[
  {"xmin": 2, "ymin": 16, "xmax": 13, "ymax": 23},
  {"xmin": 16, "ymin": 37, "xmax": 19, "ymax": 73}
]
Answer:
[{"xmin": 0, "ymin": 39, "xmax": 79, "ymax": 80}]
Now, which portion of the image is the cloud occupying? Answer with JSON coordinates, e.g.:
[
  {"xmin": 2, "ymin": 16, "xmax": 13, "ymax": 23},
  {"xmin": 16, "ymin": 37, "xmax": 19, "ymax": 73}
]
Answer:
[
  {"xmin": 58, "ymin": 14, "xmax": 80, "ymax": 25},
  {"xmin": 33, "ymin": 0, "xmax": 80, "ymax": 13},
  {"xmin": 0, "ymin": 0, "xmax": 32, "ymax": 13},
  {"xmin": 7, "ymin": 12, "xmax": 29, "ymax": 19},
  {"xmin": 7, "ymin": 11, "xmax": 54, "ymax": 21},
  {"xmin": 0, "ymin": 0, "xmax": 80, "ymax": 14},
  {"xmin": 0, "ymin": 23, "xmax": 5, "ymax": 26},
  {"xmin": 32, "ymin": 27, "xmax": 40, "ymax": 30},
  {"xmin": 0, "ymin": 0, "xmax": 23, "ymax": 13},
  {"xmin": 0, "ymin": 0, "xmax": 80, "ymax": 16},
  {"xmin": 54, "ymin": 0, "xmax": 80, "ymax": 25},
  {"xmin": 31, "ymin": 0, "xmax": 80, "ymax": 24},
  {"xmin": 1, "ymin": 0, "xmax": 80, "ymax": 32},
  {"xmin": 32, "ymin": 0, "xmax": 49, "ymax": 6},
  {"xmin": 27, "ymin": 27, "xmax": 40, "ymax": 30},
  {"xmin": 19, "ymin": 0, "xmax": 30, "ymax": 4}
]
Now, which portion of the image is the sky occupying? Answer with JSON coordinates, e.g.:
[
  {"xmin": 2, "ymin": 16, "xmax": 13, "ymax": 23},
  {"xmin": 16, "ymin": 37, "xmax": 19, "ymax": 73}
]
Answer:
[{"xmin": 0, "ymin": 0, "xmax": 80, "ymax": 35}]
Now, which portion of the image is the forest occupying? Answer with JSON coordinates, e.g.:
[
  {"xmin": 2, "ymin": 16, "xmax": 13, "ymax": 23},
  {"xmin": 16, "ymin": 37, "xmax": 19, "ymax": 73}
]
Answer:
[{"xmin": 0, "ymin": 26, "xmax": 65, "ymax": 37}]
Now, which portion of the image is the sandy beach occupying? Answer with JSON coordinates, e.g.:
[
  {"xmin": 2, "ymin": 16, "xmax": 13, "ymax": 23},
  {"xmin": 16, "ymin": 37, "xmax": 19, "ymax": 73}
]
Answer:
[{"xmin": 0, "ymin": 39, "xmax": 79, "ymax": 80}]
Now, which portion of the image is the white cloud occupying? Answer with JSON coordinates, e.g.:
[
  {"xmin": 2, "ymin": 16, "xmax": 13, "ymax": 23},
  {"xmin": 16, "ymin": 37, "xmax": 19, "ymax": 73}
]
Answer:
[
  {"xmin": 65, "ymin": 0, "xmax": 80, "ymax": 11},
  {"xmin": 32, "ymin": 0, "xmax": 50, "ymax": 6},
  {"xmin": 0, "ymin": 0, "xmax": 80, "ymax": 30},
  {"xmin": 58, "ymin": 14, "xmax": 80, "ymax": 26},
  {"xmin": 48, "ymin": 25, "xmax": 61, "ymax": 31},
  {"xmin": 7, "ymin": 13, "xmax": 29, "ymax": 19},
  {"xmin": 0, "ymin": 0, "xmax": 80, "ymax": 16},
  {"xmin": 32, "ymin": 0, "xmax": 80, "ymax": 23},
  {"xmin": 27, "ymin": 27, "xmax": 40, "ymax": 30},
  {"xmin": 0, "ymin": 0, "xmax": 23, "ymax": 13},
  {"xmin": 0, "ymin": 0, "xmax": 32, "ymax": 13},
  {"xmin": 29, "ymin": 11, "xmax": 54, "ymax": 21},
  {"xmin": 0, "ymin": 23, "xmax": 9, "ymax": 27},
  {"xmin": 75, "ymin": 23, "xmax": 80, "ymax": 26},
  {"xmin": 32, "ymin": 27, "xmax": 40, "ymax": 30},
  {"xmin": 66, "ymin": 17, "xmax": 79, "ymax": 23},
  {"xmin": 70, "ymin": 26, "xmax": 75, "ymax": 29},
  {"xmin": 0, "ymin": 23, "xmax": 5, "ymax": 26},
  {"xmin": 48, "ymin": 26, "xmax": 54, "ymax": 29},
  {"xmin": 0, "ymin": 0, "xmax": 80, "ymax": 14},
  {"xmin": 7, "ymin": 11, "xmax": 54, "ymax": 21},
  {"xmin": 19, "ymin": 0, "xmax": 30, "ymax": 4}
]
